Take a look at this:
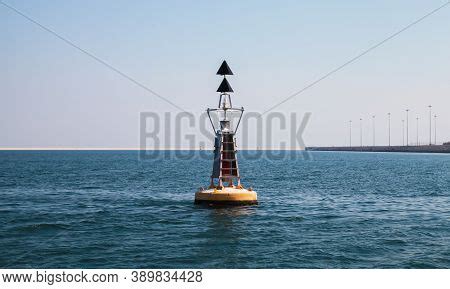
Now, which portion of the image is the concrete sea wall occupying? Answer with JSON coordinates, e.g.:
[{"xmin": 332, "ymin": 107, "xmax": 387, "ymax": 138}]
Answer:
[{"xmin": 306, "ymin": 145, "xmax": 450, "ymax": 154}]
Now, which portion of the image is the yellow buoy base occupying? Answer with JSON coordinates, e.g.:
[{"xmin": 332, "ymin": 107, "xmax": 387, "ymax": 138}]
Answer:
[{"xmin": 195, "ymin": 187, "xmax": 258, "ymax": 205}]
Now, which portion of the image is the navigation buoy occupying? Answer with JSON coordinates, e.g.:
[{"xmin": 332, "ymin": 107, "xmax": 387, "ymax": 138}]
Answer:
[{"xmin": 195, "ymin": 61, "xmax": 257, "ymax": 205}]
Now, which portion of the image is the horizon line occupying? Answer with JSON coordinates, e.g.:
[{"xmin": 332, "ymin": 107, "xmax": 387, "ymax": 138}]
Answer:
[{"xmin": 0, "ymin": 147, "xmax": 306, "ymax": 151}]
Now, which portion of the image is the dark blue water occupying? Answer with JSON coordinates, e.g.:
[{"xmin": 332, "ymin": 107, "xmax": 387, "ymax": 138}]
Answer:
[{"xmin": 1, "ymin": 151, "xmax": 449, "ymax": 268}]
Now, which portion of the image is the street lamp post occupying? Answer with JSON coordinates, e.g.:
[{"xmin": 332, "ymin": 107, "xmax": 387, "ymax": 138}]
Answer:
[
  {"xmin": 388, "ymin": 113, "xmax": 391, "ymax": 146},
  {"xmin": 434, "ymin": 115, "xmax": 437, "ymax": 145},
  {"xmin": 428, "ymin": 105, "xmax": 432, "ymax": 145},
  {"xmin": 416, "ymin": 116, "xmax": 419, "ymax": 146},
  {"xmin": 360, "ymin": 118, "xmax": 363, "ymax": 147},
  {"xmin": 406, "ymin": 109, "xmax": 409, "ymax": 146}
]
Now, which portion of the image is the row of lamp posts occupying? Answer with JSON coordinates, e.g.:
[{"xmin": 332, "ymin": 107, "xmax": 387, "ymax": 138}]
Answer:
[{"xmin": 348, "ymin": 106, "xmax": 437, "ymax": 147}]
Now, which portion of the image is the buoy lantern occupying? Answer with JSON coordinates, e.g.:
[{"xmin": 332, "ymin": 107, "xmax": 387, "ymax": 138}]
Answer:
[{"xmin": 195, "ymin": 61, "xmax": 257, "ymax": 205}]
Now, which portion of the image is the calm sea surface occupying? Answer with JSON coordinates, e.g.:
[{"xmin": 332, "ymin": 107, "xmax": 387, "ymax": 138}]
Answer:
[{"xmin": 1, "ymin": 151, "xmax": 449, "ymax": 268}]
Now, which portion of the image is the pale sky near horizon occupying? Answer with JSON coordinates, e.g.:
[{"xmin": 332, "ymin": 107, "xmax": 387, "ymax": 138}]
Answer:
[{"xmin": 1, "ymin": 0, "xmax": 449, "ymax": 148}]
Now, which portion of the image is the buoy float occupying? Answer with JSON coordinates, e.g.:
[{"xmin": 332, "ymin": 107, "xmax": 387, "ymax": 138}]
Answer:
[{"xmin": 195, "ymin": 61, "xmax": 257, "ymax": 205}]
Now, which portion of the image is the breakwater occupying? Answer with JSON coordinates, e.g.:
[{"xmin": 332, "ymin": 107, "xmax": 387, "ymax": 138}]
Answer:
[{"xmin": 306, "ymin": 145, "xmax": 450, "ymax": 154}]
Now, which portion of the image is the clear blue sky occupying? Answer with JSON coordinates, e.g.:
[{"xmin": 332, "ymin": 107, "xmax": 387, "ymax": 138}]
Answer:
[{"xmin": 1, "ymin": 0, "xmax": 449, "ymax": 148}]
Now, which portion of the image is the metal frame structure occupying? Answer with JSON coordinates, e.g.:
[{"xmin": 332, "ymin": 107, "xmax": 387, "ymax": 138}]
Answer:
[{"xmin": 207, "ymin": 95, "xmax": 244, "ymax": 189}]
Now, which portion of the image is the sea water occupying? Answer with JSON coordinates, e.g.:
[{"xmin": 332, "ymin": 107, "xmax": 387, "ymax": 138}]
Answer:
[{"xmin": 0, "ymin": 151, "xmax": 449, "ymax": 268}]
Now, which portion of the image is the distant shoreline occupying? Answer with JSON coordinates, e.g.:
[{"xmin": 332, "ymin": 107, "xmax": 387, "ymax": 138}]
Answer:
[
  {"xmin": 2, "ymin": 146, "xmax": 450, "ymax": 153},
  {"xmin": 307, "ymin": 145, "xmax": 450, "ymax": 154},
  {"xmin": 0, "ymin": 148, "xmax": 306, "ymax": 151}
]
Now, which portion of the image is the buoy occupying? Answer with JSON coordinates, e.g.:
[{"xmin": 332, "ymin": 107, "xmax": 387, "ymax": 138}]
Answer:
[{"xmin": 195, "ymin": 61, "xmax": 258, "ymax": 205}]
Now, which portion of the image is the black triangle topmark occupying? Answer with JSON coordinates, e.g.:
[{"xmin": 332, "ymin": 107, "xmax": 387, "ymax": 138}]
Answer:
[{"xmin": 216, "ymin": 60, "xmax": 233, "ymax": 76}]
